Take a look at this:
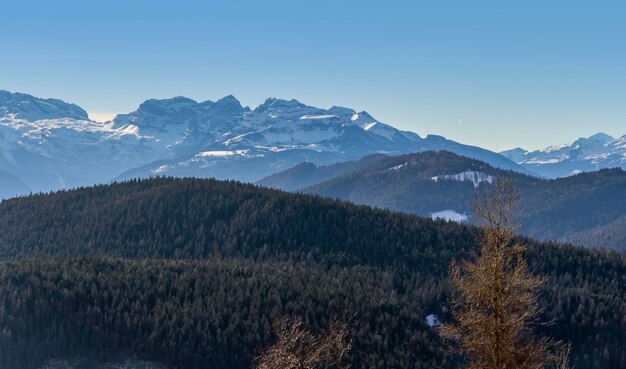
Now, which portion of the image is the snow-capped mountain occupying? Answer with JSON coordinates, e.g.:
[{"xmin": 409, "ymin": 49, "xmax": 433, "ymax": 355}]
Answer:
[
  {"xmin": 0, "ymin": 90, "xmax": 88, "ymax": 121},
  {"xmin": 0, "ymin": 91, "xmax": 157, "ymax": 195},
  {"xmin": 113, "ymin": 95, "xmax": 534, "ymax": 182},
  {"xmin": 0, "ymin": 90, "xmax": 531, "ymax": 197},
  {"xmin": 501, "ymin": 133, "xmax": 626, "ymax": 178}
]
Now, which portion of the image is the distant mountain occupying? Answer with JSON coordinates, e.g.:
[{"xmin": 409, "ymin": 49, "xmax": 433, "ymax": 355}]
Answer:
[
  {"xmin": 0, "ymin": 90, "xmax": 532, "ymax": 197},
  {"xmin": 260, "ymin": 151, "xmax": 626, "ymax": 250},
  {"xmin": 113, "ymin": 95, "xmax": 534, "ymax": 183},
  {"xmin": 0, "ymin": 169, "xmax": 29, "ymax": 200},
  {"xmin": 0, "ymin": 90, "xmax": 88, "ymax": 121},
  {"xmin": 0, "ymin": 91, "xmax": 158, "ymax": 193},
  {"xmin": 256, "ymin": 154, "xmax": 389, "ymax": 191},
  {"xmin": 501, "ymin": 133, "xmax": 626, "ymax": 178}
]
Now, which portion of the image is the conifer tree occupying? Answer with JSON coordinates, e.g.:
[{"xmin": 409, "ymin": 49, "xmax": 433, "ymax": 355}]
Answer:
[{"xmin": 442, "ymin": 179, "xmax": 570, "ymax": 369}]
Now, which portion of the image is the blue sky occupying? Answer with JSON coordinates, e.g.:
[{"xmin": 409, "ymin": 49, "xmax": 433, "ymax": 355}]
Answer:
[{"xmin": 1, "ymin": 0, "xmax": 624, "ymax": 151}]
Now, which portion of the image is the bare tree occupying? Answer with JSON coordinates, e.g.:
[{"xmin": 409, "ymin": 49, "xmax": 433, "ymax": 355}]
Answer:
[
  {"xmin": 318, "ymin": 312, "xmax": 353, "ymax": 369},
  {"xmin": 441, "ymin": 178, "xmax": 569, "ymax": 369},
  {"xmin": 255, "ymin": 313, "xmax": 352, "ymax": 369}
]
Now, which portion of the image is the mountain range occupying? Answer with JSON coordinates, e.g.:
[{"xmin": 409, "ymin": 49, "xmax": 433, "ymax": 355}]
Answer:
[
  {"xmin": 0, "ymin": 90, "xmax": 533, "ymax": 198},
  {"xmin": 258, "ymin": 151, "xmax": 626, "ymax": 250},
  {"xmin": 501, "ymin": 132, "xmax": 626, "ymax": 178}
]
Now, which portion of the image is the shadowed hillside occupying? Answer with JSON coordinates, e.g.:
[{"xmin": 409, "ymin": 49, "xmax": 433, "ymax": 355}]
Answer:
[{"xmin": 0, "ymin": 178, "xmax": 623, "ymax": 369}]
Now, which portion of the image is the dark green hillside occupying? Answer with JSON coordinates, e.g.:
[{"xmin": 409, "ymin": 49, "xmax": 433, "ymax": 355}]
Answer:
[
  {"xmin": 0, "ymin": 257, "xmax": 452, "ymax": 369},
  {"xmin": 0, "ymin": 177, "xmax": 623, "ymax": 369},
  {"xmin": 302, "ymin": 151, "xmax": 511, "ymax": 215},
  {"xmin": 0, "ymin": 177, "xmax": 472, "ymax": 267},
  {"xmin": 289, "ymin": 151, "xmax": 626, "ymax": 250},
  {"xmin": 517, "ymin": 168, "xmax": 626, "ymax": 244},
  {"xmin": 564, "ymin": 215, "xmax": 626, "ymax": 250}
]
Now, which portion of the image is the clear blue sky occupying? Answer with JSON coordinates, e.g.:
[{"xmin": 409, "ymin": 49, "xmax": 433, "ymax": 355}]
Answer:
[{"xmin": 1, "ymin": 0, "xmax": 624, "ymax": 151}]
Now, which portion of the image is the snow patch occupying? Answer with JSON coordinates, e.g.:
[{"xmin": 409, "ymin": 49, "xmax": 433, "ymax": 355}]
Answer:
[
  {"xmin": 425, "ymin": 314, "xmax": 440, "ymax": 328},
  {"xmin": 299, "ymin": 114, "xmax": 337, "ymax": 120},
  {"xmin": 151, "ymin": 165, "xmax": 171, "ymax": 174},
  {"xmin": 195, "ymin": 150, "xmax": 249, "ymax": 157},
  {"xmin": 542, "ymin": 143, "xmax": 570, "ymax": 153},
  {"xmin": 386, "ymin": 162, "xmax": 407, "ymax": 171},
  {"xmin": 431, "ymin": 171, "xmax": 494, "ymax": 188},
  {"xmin": 524, "ymin": 158, "xmax": 564, "ymax": 165},
  {"xmin": 430, "ymin": 210, "xmax": 468, "ymax": 222},
  {"xmin": 362, "ymin": 122, "xmax": 377, "ymax": 131}
]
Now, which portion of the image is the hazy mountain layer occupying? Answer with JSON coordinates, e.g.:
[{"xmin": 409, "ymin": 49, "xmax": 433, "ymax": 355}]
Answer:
[
  {"xmin": 260, "ymin": 151, "xmax": 626, "ymax": 250},
  {"xmin": 501, "ymin": 132, "xmax": 626, "ymax": 178}
]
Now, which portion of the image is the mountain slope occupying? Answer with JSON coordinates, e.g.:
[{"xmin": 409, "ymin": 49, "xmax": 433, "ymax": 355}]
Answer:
[
  {"xmin": 0, "ymin": 169, "xmax": 29, "ymax": 199},
  {"xmin": 563, "ymin": 215, "xmax": 626, "ymax": 250},
  {"xmin": 0, "ymin": 91, "xmax": 158, "ymax": 193},
  {"xmin": 261, "ymin": 151, "xmax": 626, "ymax": 250},
  {"xmin": 501, "ymin": 132, "xmax": 626, "ymax": 178},
  {"xmin": 0, "ymin": 90, "xmax": 88, "ymax": 121},
  {"xmin": 0, "ymin": 177, "xmax": 623, "ymax": 369},
  {"xmin": 256, "ymin": 154, "xmax": 389, "ymax": 191}
]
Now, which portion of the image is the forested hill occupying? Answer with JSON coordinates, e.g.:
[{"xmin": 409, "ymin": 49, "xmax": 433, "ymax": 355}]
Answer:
[
  {"xmin": 264, "ymin": 151, "xmax": 626, "ymax": 250},
  {"xmin": 0, "ymin": 177, "xmax": 471, "ymax": 265},
  {"xmin": 0, "ymin": 178, "xmax": 624, "ymax": 369}
]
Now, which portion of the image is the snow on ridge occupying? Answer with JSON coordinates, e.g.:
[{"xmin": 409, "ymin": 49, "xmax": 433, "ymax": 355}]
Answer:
[
  {"xmin": 299, "ymin": 114, "xmax": 337, "ymax": 120},
  {"xmin": 431, "ymin": 171, "xmax": 493, "ymax": 188},
  {"xmin": 430, "ymin": 210, "xmax": 468, "ymax": 223},
  {"xmin": 524, "ymin": 158, "xmax": 564, "ymax": 165},
  {"xmin": 151, "ymin": 165, "xmax": 171, "ymax": 174},
  {"xmin": 0, "ymin": 117, "xmax": 146, "ymax": 140},
  {"xmin": 542, "ymin": 143, "xmax": 570, "ymax": 153},
  {"xmin": 385, "ymin": 162, "xmax": 407, "ymax": 171},
  {"xmin": 362, "ymin": 122, "xmax": 377, "ymax": 131},
  {"xmin": 195, "ymin": 150, "xmax": 249, "ymax": 157},
  {"xmin": 585, "ymin": 153, "xmax": 611, "ymax": 161}
]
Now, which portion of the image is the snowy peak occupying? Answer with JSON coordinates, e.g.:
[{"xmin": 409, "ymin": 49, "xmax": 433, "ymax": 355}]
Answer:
[
  {"xmin": 587, "ymin": 132, "xmax": 615, "ymax": 144},
  {"xmin": 0, "ymin": 90, "xmax": 88, "ymax": 121},
  {"xmin": 255, "ymin": 97, "xmax": 307, "ymax": 112},
  {"xmin": 501, "ymin": 132, "xmax": 626, "ymax": 178},
  {"xmin": 327, "ymin": 106, "xmax": 355, "ymax": 116},
  {"xmin": 116, "ymin": 96, "xmax": 202, "ymax": 124},
  {"xmin": 115, "ymin": 95, "xmax": 244, "ymax": 127},
  {"xmin": 213, "ymin": 95, "xmax": 245, "ymax": 112},
  {"xmin": 252, "ymin": 98, "xmax": 325, "ymax": 124},
  {"xmin": 112, "ymin": 95, "xmax": 247, "ymax": 150},
  {"xmin": 500, "ymin": 148, "xmax": 529, "ymax": 163}
]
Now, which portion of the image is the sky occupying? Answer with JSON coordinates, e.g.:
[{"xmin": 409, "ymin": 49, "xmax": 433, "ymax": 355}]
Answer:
[{"xmin": 1, "ymin": 0, "xmax": 624, "ymax": 151}]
